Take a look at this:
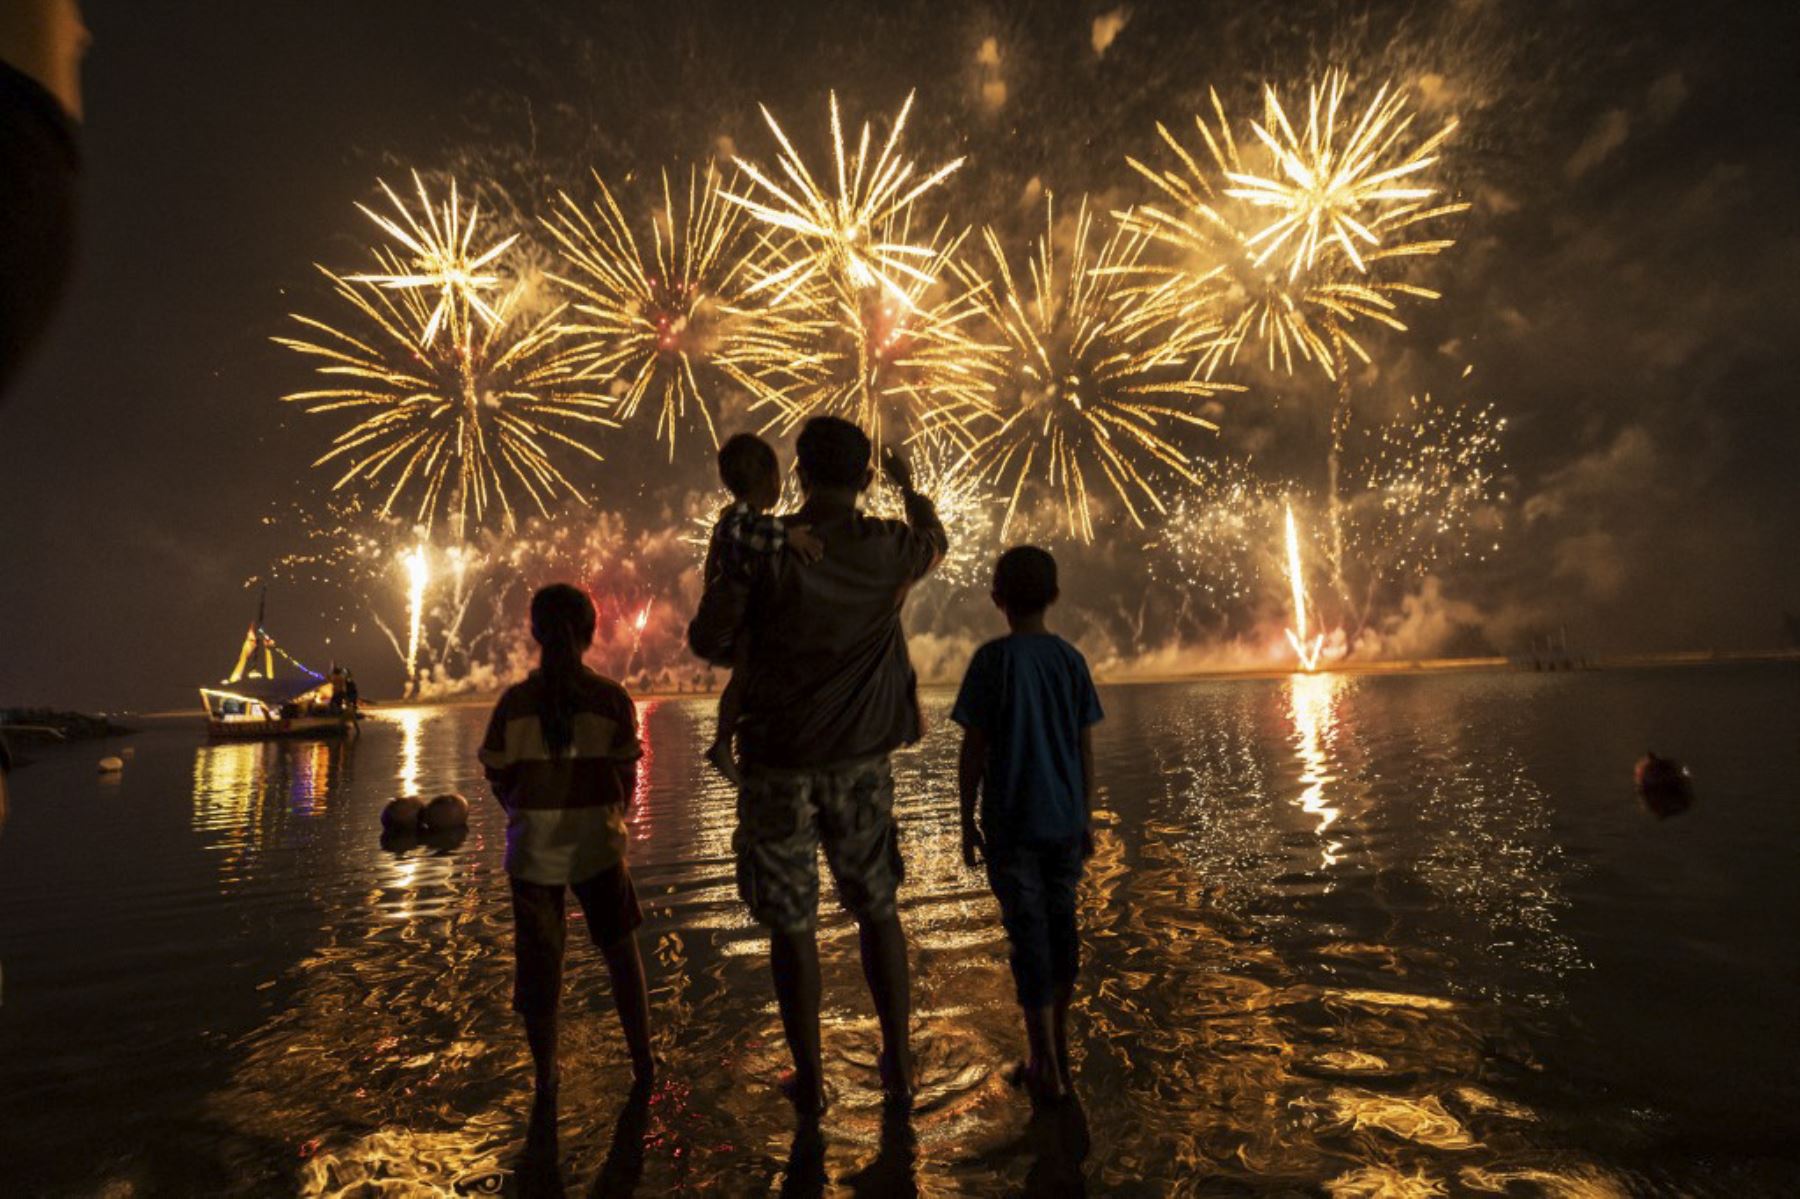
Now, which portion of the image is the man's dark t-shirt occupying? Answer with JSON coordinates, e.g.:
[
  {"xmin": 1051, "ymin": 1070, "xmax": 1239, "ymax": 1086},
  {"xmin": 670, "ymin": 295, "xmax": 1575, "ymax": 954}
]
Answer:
[
  {"xmin": 688, "ymin": 488, "xmax": 945, "ymax": 770},
  {"xmin": 951, "ymin": 632, "xmax": 1104, "ymax": 845}
]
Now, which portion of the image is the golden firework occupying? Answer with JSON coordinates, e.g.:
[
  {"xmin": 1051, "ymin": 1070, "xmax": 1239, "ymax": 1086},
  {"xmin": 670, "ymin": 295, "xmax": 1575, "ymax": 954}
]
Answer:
[
  {"xmin": 542, "ymin": 164, "xmax": 816, "ymax": 460},
  {"xmin": 966, "ymin": 195, "xmax": 1237, "ymax": 542},
  {"xmin": 723, "ymin": 90, "xmax": 964, "ymax": 309},
  {"xmin": 347, "ymin": 172, "xmax": 519, "ymax": 348},
  {"xmin": 1124, "ymin": 72, "xmax": 1468, "ymax": 379},
  {"xmin": 277, "ymin": 178, "xmax": 617, "ymax": 535}
]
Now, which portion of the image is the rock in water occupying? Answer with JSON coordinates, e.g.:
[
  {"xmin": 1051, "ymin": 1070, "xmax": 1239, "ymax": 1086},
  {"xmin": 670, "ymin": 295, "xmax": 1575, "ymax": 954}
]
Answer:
[
  {"xmin": 422, "ymin": 793, "xmax": 469, "ymax": 830},
  {"xmin": 382, "ymin": 795, "xmax": 425, "ymax": 831}
]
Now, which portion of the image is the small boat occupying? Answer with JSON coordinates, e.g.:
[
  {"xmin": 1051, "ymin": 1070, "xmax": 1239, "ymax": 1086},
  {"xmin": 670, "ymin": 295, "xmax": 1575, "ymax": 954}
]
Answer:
[{"xmin": 199, "ymin": 594, "xmax": 358, "ymax": 741}]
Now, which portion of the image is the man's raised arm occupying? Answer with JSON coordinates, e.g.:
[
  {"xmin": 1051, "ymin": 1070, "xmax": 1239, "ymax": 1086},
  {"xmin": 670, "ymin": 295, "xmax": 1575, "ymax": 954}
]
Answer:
[{"xmin": 880, "ymin": 447, "xmax": 947, "ymax": 582}]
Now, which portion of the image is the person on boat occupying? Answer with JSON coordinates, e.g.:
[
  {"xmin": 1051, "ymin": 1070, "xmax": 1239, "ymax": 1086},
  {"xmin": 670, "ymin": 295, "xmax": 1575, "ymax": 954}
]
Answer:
[
  {"xmin": 687, "ymin": 416, "xmax": 945, "ymax": 1119},
  {"xmin": 479, "ymin": 583, "xmax": 655, "ymax": 1150},
  {"xmin": 344, "ymin": 671, "xmax": 359, "ymax": 716},
  {"xmin": 327, "ymin": 665, "xmax": 346, "ymax": 713}
]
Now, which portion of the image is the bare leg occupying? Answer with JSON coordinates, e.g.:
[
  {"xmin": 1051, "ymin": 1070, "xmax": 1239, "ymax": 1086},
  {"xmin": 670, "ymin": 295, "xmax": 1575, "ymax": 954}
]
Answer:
[
  {"xmin": 522, "ymin": 1007, "xmax": 559, "ymax": 1155},
  {"xmin": 1022, "ymin": 1004, "xmax": 1066, "ymax": 1101},
  {"xmin": 601, "ymin": 932, "xmax": 655, "ymax": 1085},
  {"xmin": 771, "ymin": 928, "xmax": 826, "ymax": 1116},
  {"xmin": 1052, "ymin": 981, "xmax": 1075, "ymax": 1088},
  {"xmin": 857, "ymin": 913, "xmax": 914, "ymax": 1101}
]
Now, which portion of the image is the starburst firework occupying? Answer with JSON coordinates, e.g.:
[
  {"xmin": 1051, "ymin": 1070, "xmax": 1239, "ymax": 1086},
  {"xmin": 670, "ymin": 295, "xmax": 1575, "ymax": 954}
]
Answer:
[
  {"xmin": 277, "ymin": 177, "xmax": 618, "ymax": 535},
  {"xmin": 1125, "ymin": 71, "xmax": 1468, "ymax": 379},
  {"xmin": 723, "ymin": 90, "xmax": 964, "ymax": 309},
  {"xmin": 542, "ymin": 164, "xmax": 815, "ymax": 460},
  {"xmin": 966, "ymin": 196, "xmax": 1236, "ymax": 542}
]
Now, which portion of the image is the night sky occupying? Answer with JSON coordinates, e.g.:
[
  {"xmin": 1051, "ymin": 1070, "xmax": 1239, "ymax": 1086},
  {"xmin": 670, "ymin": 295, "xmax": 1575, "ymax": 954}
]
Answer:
[{"xmin": 3, "ymin": 0, "xmax": 1798, "ymax": 712}]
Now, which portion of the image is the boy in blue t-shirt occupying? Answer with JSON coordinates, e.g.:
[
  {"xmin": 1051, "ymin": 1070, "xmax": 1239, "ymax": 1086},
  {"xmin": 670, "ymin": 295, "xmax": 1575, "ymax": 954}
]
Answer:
[{"xmin": 951, "ymin": 545, "xmax": 1103, "ymax": 1102}]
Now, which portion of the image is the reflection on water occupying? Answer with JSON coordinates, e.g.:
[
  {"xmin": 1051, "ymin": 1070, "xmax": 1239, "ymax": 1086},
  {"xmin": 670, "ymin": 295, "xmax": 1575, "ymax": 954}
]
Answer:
[
  {"xmin": 5, "ymin": 672, "xmax": 1799, "ymax": 1195},
  {"xmin": 1288, "ymin": 671, "xmax": 1345, "ymax": 868}
]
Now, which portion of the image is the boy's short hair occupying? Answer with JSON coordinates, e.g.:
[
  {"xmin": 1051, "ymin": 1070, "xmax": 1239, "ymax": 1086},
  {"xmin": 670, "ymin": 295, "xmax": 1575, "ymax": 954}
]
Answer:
[
  {"xmin": 718, "ymin": 432, "xmax": 779, "ymax": 498},
  {"xmin": 795, "ymin": 416, "xmax": 871, "ymax": 490},
  {"xmin": 993, "ymin": 545, "xmax": 1058, "ymax": 614}
]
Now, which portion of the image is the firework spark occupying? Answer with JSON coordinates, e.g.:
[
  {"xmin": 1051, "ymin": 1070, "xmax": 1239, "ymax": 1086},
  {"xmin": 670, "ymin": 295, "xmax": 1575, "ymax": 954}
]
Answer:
[
  {"xmin": 965, "ymin": 195, "xmax": 1236, "ymax": 542},
  {"xmin": 1283, "ymin": 502, "xmax": 1325, "ymax": 670},
  {"xmin": 723, "ymin": 90, "xmax": 964, "ymax": 309},
  {"xmin": 347, "ymin": 172, "xmax": 519, "ymax": 347},
  {"xmin": 1124, "ymin": 72, "xmax": 1468, "ymax": 379},
  {"xmin": 278, "ymin": 177, "xmax": 619, "ymax": 535},
  {"xmin": 542, "ymin": 164, "xmax": 815, "ymax": 460}
]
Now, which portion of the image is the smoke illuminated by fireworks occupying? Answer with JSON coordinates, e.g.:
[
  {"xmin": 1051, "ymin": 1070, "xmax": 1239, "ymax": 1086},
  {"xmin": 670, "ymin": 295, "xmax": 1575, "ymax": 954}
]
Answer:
[
  {"xmin": 1124, "ymin": 71, "xmax": 1468, "ymax": 379},
  {"xmin": 966, "ymin": 195, "xmax": 1236, "ymax": 542},
  {"xmin": 277, "ymin": 176, "xmax": 619, "ymax": 535},
  {"xmin": 542, "ymin": 164, "xmax": 815, "ymax": 459},
  {"xmin": 723, "ymin": 90, "xmax": 964, "ymax": 309}
]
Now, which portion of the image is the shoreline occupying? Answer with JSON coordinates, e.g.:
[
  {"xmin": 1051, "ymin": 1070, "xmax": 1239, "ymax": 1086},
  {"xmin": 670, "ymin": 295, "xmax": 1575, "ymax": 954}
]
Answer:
[{"xmin": 110, "ymin": 646, "xmax": 1800, "ymax": 720}]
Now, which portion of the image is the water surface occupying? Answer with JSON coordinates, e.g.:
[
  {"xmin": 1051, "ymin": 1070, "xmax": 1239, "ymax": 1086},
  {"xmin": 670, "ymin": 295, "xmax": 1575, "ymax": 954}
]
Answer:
[{"xmin": 2, "ymin": 667, "xmax": 1797, "ymax": 1195}]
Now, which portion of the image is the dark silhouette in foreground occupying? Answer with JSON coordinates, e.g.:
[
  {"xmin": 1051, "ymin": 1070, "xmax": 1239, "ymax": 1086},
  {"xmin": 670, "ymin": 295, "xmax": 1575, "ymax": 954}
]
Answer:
[
  {"xmin": 1636, "ymin": 750, "xmax": 1695, "ymax": 819},
  {"xmin": 954, "ymin": 546, "xmax": 1104, "ymax": 1105},
  {"xmin": 688, "ymin": 416, "xmax": 946, "ymax": 1119},
  {"xmin": 482, "ymin": 584, "xmax": 655, "ymax": 1154}
]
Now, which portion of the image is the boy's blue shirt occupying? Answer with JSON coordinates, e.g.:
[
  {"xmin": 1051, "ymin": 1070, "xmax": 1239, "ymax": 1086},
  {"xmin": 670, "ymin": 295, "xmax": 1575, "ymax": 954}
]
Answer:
[{"xmin": 950, "ymin": 632, "xmax": 1104, "ymax": 844}]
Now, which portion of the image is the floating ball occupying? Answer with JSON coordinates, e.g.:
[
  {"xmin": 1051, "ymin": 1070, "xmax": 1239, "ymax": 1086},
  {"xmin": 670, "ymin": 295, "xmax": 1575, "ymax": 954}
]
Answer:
[
  {"xmin": 422, "ymin": 793, "xmax": 469, "ymax": 830},
  {"xmin": 97, "ymin": 756, "xmax": 124, "ymax": 773},
  {"xmin": 382, "ymin": 795, "xmax": 425, "ymax": 831}
]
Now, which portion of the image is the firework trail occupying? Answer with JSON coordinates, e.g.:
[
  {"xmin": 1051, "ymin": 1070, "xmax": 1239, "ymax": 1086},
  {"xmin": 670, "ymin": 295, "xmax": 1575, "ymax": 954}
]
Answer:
[
  {"xmin": 542, "ymin": 164, "xmax": 816, "ymax": 460},
  {"xmin": 402, "ymin": 542, "xmax": 429, "ymax": 690},
  {"xmin": 1123, "ymin": 71, "xmax": 1468, "ymax": 380},
  {"xmin": 1283, "ymin": 502, "xmax": 1325, "ymax": 670},
  {"xmin": 966, "ymin": 195, "xmax": 1237, "ymax": 542},
  {"xmin": 277, "ymin": 174, "xmax": 618, "ymax": 536}
]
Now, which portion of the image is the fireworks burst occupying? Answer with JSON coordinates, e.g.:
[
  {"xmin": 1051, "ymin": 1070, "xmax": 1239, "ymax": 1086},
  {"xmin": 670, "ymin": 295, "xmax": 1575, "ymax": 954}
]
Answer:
[
  {"xmin": 1124, "ymin": 71, "xmax": 1468, "ymax": 379},
  {"xmin": 348, "ymin": 172, "xmax": 519, "ymax": 346},
  {"xmin": 277, "ymin": 175, "xmax": 619, "ymax": 535},
  {"xmin": 723, "ymin": 90, "xmax": 964, "ymax": 309},
  {"xmin": 542, "ymin": 164, "xmax": 815, "ymax": 460},
  {"xmin": 965, "ymin": 195, "xmax": 1236, "ymax": 542}
]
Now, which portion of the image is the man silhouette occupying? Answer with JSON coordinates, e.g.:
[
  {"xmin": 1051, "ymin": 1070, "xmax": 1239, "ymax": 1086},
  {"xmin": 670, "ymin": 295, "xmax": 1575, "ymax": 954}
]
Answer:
[{"xmin": 688, "ymin": 416, "xmax": 945, "ymax": 1117}]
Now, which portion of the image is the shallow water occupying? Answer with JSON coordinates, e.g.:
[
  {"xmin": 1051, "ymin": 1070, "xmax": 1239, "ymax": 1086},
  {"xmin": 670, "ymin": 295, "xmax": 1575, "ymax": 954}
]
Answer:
[{"xmin": 2, "ymin": 667, "xmax": 1798, "ymax": 1196}]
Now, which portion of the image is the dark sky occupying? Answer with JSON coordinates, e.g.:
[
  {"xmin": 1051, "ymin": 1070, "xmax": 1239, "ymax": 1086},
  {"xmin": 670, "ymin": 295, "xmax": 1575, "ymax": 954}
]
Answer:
[{"xmin": 3, "ymin": 0, "xmax": 1798, "ymax": 712}]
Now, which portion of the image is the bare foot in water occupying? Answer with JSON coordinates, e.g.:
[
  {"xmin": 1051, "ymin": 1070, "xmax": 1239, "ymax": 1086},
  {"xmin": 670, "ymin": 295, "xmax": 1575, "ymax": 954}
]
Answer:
[
  {"xmin": 1004, "ymin": 1058, "xmax": 1068, "ymax": 1105},
  {"xmin": 879, "ymin": 1048, "xmax": 916, "ymax": 1109},
  {"xmin": 779, "ymin": 1070, "xmax": 829, "ymax": 1121},
  {"xmin": 705, "ymin": 739, "xmax": 743, "ymax": 786}
]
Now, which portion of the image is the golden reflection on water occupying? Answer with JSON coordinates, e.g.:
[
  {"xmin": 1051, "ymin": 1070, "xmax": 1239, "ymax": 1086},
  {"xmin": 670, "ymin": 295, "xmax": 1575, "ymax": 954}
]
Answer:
[
  {"xmin": 1289, "ymin": 670, "xmax": 1346, "ymax": 868},
  {"xmin": 189, "ymin": 695, "xmax": 1640, "ymax": 1197}
]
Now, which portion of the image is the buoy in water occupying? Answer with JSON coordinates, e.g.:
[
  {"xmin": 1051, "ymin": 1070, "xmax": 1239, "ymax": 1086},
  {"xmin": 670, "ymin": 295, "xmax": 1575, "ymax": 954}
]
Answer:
[
  {"xmin": 98, "ymin": 756, "xmax": 124, "ymax": 773},
  {"xmin": 422, "ymin": 793, "xmax": 469, "ymax": 830},
  {"xmin": 1635, "ymin": 752, "xmax": 1694, "ymax": 819},
  {"xmin": 381, "ymin": 795, "xmax": 425, "ymax": 831}
]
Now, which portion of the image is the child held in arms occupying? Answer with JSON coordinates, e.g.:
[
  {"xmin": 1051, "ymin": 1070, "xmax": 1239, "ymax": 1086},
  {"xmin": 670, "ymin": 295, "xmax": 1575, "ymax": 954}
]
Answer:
[
  {"xmin": 952, "ymin": 545, "xmax": 1104, "ymax": 1102},
  {"xmin": 703, "ymin": 432, "xmax": 823, "ymax": 783},
  {"xmin": 479, "ymin": 584, "xmax": 655, "ymax": 1145}
]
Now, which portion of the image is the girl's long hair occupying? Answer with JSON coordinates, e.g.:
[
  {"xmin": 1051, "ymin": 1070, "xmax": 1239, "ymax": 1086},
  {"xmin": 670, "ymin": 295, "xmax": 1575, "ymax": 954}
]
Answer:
[{"xmin": 529, "ymin": 584, "xmax": 597, "ymax": 757}]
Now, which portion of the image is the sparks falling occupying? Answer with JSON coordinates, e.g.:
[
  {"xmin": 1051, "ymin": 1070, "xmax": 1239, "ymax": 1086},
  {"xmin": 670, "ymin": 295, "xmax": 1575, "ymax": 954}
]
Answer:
[
  {"xmin": 966, "ymin": 195, "xmax": 1235, "ymax": 542},
  {"xmin": 1284, "ymin": 503, "xmax": 1325, "ymax": 671},
  {"xmin": 277, "ymin": 175, "xmax": 619, "ymax": 535},
  {"xmin": 1124, "ymin": 71, "xmax": 1468, "ymax": 379},
  {"xmin": 542, "ymin": 164, "xmax": 815, "ymax": 460}
]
